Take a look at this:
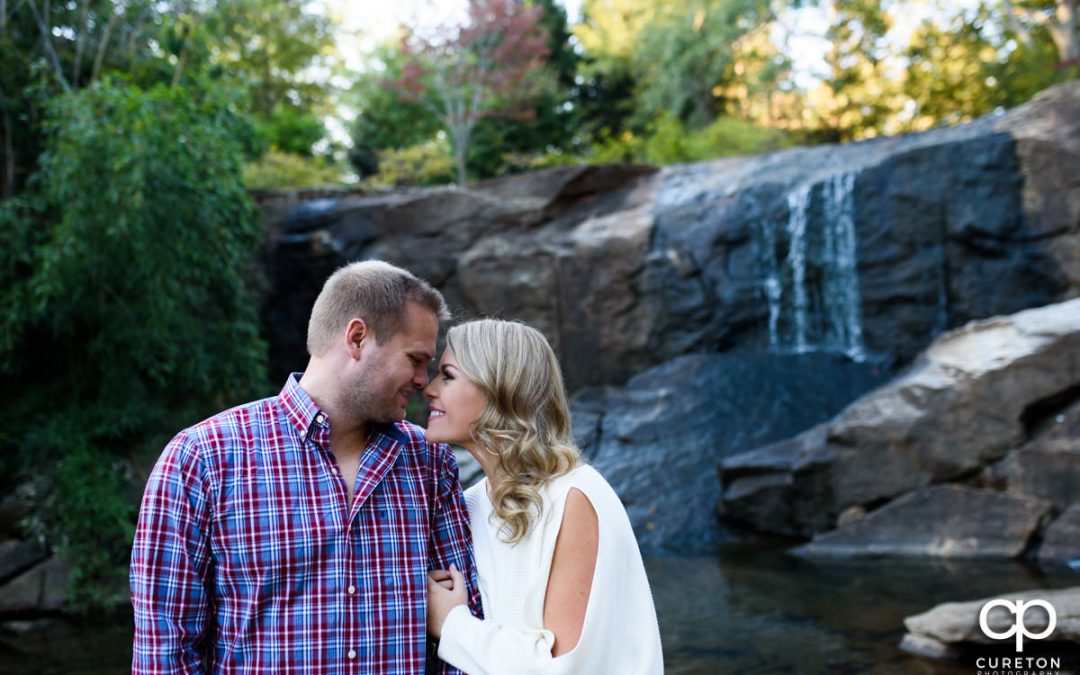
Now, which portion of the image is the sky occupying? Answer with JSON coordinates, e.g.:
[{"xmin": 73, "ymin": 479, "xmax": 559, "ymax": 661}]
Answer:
[{"xmin": 323, "ymin": 0, "xmax": 583, "ymax": 71}]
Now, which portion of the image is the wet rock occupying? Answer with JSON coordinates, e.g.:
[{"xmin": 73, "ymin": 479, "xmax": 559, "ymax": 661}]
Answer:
[
  {"xmin": 720, "ymin": 298, "xmax": 1080, "ymax": 538},
  {"xmin": 984, "ymin": 398, "xmax": 1080, "ymax": 509},
  {"xmin": 0, "ymin": 557, "xmax": 72, "ymax": 614},
  {"xmin": 901, "ymin": 586, "xmax": 1080, "ymax": 657},
  {"xmin": 794, "ymin": 485, "xmax": 1053, "ymax": 559},
  {"xmin": 581, "ymin": 352, "xmax": 888, "ymax": 553},
  {"xmin": 1039, "ymin": 505, "xmax": 1080, "ymax": 566},
  {"xmin": 0, "ymin": 541, "xmax": 47, "ymax": 585}
]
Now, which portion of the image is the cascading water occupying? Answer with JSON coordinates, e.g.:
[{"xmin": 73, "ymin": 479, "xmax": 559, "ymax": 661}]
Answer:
[
  {"xmin": 758, "ymin": 171, "xmax": 867, "ymax": 361},
  {"xmin": 785, "ymin": 185, "xmax": 811, "ymax": 353}
]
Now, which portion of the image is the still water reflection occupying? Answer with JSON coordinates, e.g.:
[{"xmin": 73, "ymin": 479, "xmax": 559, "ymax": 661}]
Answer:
[
  {"xmin": 651, "ymin": 543, "xmax": 1077, "ymax": 674},
  {"xmin": 0, "ymin": 543, "xmax": 1075, "ymax": 673}
]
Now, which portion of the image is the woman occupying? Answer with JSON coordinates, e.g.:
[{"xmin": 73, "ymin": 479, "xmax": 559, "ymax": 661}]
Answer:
[{"xmin": 422, "ymin": 319, "xmax": 664, "ymax": 674}]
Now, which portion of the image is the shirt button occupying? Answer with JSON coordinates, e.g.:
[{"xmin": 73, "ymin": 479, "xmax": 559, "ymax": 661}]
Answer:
[
  {"xmin": 347, "ymin": 584, "xmax": 356, "ymax": 595},
  {"xmin": 347, "ymin": 649, "xmax": 357, "ymax": 660},
  {"xmin": 331, "ymin": 467, "xmax": 339, "ymax": 476}
]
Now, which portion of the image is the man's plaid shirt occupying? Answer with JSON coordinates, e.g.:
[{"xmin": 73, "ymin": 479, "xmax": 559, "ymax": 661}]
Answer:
[{"xmin": 131, "ymin": 373, "xmax": 481, "ymax": 673}]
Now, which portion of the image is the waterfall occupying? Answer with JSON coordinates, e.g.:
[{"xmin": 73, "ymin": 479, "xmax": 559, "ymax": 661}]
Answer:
[
  {"xmin": 786, "ymin": 185, "xmax": 812, "ymax": 352},
  {"xmin": 759, "ymin": 171, "xmax": 866, "ymax": 361},
  {"xmin": 821, "ymin": 172, "xmax": 865, "ymax": 360}
]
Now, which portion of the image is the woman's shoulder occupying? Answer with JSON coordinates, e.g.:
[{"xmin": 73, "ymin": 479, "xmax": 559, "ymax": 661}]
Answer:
[
  {"xmin": 544, "ymin": 464, "xmax": 625, "ymax": 520},
  {"xmin": 463, "ymin": 479, "xmax": 492, "ymax": 518}
]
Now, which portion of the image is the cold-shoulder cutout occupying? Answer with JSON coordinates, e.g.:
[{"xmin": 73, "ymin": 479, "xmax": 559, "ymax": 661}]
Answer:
[
  {"xmin": 437, "ymin": 464, "xmax": 663, "ymax": 675},
  {"xmin": 543, "ymin": 487, "xmax": 599, "ymax": 656}
]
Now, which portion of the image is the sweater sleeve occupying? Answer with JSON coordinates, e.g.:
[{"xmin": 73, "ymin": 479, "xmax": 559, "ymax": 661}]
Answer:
[{"xmin": 437, "ymin": 605, "xmax": 559, "ymax": 675}]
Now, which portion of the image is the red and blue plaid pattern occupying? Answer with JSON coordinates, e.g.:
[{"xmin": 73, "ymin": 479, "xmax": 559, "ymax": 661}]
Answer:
[{"xmin": 131, "ymin": 374, "xmax": 480, "ymax": 674}]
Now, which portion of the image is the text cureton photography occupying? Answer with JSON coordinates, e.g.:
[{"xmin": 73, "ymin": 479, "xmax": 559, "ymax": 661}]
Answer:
[{"xmin": 975, "ymin": 656, "xmax": 1063, "ymax": 675}]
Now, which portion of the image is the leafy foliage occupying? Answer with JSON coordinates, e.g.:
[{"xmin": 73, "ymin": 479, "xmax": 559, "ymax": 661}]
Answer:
[
  {"xmin": 244, "ymin": 151, "xmax": 345, "ymax": 190},
  {"xmin": 391, "ymin": 0, "xmax": 551, "ymax": 185},
  {"xmin": 0, "ymin": 80, "xmax": 269, "ymax": 606},
  {"xmin": 363, "ymin": 139, "xmax": 457, "ymax": 188}
]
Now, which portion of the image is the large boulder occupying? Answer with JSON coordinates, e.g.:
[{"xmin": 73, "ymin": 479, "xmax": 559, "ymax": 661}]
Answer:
[
  {"xmin": 901, "ymin": 587, "xmax": 1080, "ymax": 659},
  {"xmin": 982, "ymin": 397, "xmax": 1080, "ymax": 510},
  {"xmin": 0, "ymin": 556, "xmax": 72, "ymax": 614},
  {"xmin": 719, "ymin": 298, "xmax": 1080, "ymax": 540},
  {"xmin": 257, "ymin": 82, "xmax": 1080, "ymax": 393},
  {"xmin": 258, "ymin": 165, "xmax": 659, "ymax": 387},
  {"xmin": 572, "ymin": 352, "xmax": 888, "ymax": 553},
  {"xmin": 1039, "ymin": 505, "xmax": 1080, "ymax": 565},
  {"xmin": 794, "ymin": 485, "xmax": 1053, "ymax": 559},
  {"xmin": 0, "ymin": 540, "xmax": 47, "ymax": 585}
]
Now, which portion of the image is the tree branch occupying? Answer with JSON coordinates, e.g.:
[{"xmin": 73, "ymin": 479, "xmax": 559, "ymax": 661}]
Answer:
[
  {"xmin": 91, "ymin": 1, "xmax": 123, "ymax": 84},
  {"xmin": 27, "ymin": 0, "xmax": 72, "ymax": 91},
  {"xmin": 71, "ymin": 0, "xmax": 91, "ymax": 87}
]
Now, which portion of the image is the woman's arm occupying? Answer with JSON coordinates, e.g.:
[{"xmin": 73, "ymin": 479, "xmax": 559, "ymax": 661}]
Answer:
[
  {"xmin": 429, "ymin": 488, "xmax": 600, "ymax": 674},
  {"xmin": 543, "ymin": 488, "xmax": 598, "ymax": 655}
]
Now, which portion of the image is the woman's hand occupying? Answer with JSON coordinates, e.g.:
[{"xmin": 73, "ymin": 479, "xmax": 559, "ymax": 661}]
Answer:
[{"xmin": 427, "ymin": 564, "xmax": 467, "ymax": 639}]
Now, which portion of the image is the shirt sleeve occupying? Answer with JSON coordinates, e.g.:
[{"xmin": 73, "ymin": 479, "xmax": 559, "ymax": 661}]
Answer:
[
  {"xmin": 437, "ymin": 605, "xmax": 561, "ymax": 675},
  {"xmin": 426, "ymin": 442, "xmax": 483, "ymax": 675},
  {"xmin": 130, "ymin": 431, "xmax": 214, "ymax": 674}
]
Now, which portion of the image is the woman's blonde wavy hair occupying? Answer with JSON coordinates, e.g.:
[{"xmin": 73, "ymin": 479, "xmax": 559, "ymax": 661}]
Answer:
[{"xmin": 445, "ymin": 319, "xmax": 580, "ymax": 544}]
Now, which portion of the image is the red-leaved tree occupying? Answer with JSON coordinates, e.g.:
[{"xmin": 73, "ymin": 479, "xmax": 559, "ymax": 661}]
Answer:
[{"xmin": 392, "ymin": 0, "xmax": 550, "ymax": 185}]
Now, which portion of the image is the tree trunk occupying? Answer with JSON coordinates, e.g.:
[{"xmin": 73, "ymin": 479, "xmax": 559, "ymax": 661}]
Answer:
[
  {"xmin": 453, "ymin": 125, "xmax": 470, "ymax": 187},
  {"xmin": 1053, "ymin": 0, "xmax": 1079, "ymax": 66},
  {"xmin": 2, "ymin": 109, "xmax": 13, "ymax": 199}
]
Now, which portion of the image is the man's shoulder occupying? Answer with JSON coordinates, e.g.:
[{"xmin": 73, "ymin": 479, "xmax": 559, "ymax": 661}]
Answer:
[
  {"xmin": 387, "ymin": 420, "xmax": 453, "ymax": 461},
  {"xmin": 177, "ymin": 395, "xmax": 280, "ymax": 452}
]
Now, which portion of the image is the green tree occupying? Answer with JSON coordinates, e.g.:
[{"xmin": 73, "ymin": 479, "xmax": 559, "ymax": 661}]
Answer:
[
  {"xmin": 1001, "ymin": 0, "xmax": 1079, "ymax": 70},
  {"xmin": 814, "ymin": 0, "xmax": 900, "ymax": 140},
  {"xmin": 575, "ymin": 0, "xmax": 788, "ymax": 134},
  {"xmin": 1, "ymin": 0, "xmax": 337, "ymax": 196},
  {"xmin": 903, "ymin": 1, "xmax": 1065, "ymax": 130},
  {"xmin": 0, "ymin": 80, "xmax": 269, "ymax": 607},
  {"xmin": 392, "ymin": 0, "xmax": 551, "ymax": 185},
  {"xmin": 466, "ymin": 0, "xmax": 586, "ymax": 177},
  {"xmin": 348, "ymin": 41, "xmax": 443, "ymax": 179}
]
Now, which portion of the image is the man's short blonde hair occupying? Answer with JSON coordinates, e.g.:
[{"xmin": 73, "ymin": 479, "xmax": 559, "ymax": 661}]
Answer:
[{"xmin": 306, "ymin": 260, "xmax": 449, "ymax": 356}]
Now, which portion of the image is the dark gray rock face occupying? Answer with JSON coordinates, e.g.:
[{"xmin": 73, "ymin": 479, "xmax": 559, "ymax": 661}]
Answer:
[
  {"xmin": 793, "ymin": 485, "xmax": 1053, "ymax": 559},
  {"xmin": 1039, "ymin": 505, "xmax": 1080, "ymax": 565},
  {"xmin": 0, "ymin": 541, "xmax": 47, "ymax": 585},
  {"xmin": 253, "ymin": 83, "xmax": 1080, "ymax": 555},
  {"xmin": 257, "ymin": 82, "xmax": 1080, "ymax": 393},
  {"xmin": 571, "ymin": 352, "xmax": 889, "ymax": 553},
  {"xmin": 0, "ymin": 556, "xmax": 71, "ymax": 614},
  {"xmin": 258, "ymin": 165, "xmax": 659, "ymax": 388},
  {"xmin": 983, "ymin": 398, "xmax": 1080, "ymax": 510},
  {"xmin": 719, "ymin": 298, "xmax": 1080, "ymax": 542}
]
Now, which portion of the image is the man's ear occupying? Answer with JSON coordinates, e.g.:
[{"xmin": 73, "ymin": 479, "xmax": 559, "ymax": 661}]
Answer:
[{"xmin": 344, "ymin": 318, "xmax": 369, "ymax": 360}]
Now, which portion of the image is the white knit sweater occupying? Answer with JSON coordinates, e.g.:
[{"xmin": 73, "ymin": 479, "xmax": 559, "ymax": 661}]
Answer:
[{"xmin": 437, "ymin": 464, "xmax": 664, "ymax": 674}]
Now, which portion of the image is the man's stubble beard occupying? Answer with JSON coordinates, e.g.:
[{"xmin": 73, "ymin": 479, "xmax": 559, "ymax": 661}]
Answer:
[{"xmin": 338, "ymin": 358, "xmax": 403, "ymax": 427}]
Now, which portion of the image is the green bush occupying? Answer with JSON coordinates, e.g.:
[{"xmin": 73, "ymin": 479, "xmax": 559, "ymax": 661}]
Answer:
[
  {"xmin": 562, "ymin": 114, "xmax": 795, "ymax": 167},
  {"xmin": 364, "ymin": 139, "xmax": 456, "ymax": 188},
  {"xmin": 244, "ymin": 150, "xmax": 345, "ymax": 189},
  {"xmin": 0, "ymin": 79, "xmax": 269, "ymax": 608}
]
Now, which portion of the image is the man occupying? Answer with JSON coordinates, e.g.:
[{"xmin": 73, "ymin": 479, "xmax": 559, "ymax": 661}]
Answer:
[{"xmin": 131, "ymin": 260, "xmax": 480, "ymax": 673}]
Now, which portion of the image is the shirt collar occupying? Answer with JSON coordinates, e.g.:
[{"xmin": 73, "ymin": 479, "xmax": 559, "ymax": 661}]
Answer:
[
  {"xmin": 277, "ymin": 372, "xmax": 412, "ymax": 445},
  {"xmin": 278, "ymin": 372, "xmax": 326, "ymax": 440}
]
